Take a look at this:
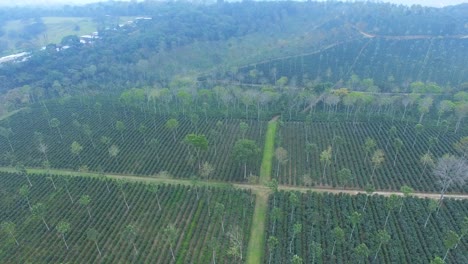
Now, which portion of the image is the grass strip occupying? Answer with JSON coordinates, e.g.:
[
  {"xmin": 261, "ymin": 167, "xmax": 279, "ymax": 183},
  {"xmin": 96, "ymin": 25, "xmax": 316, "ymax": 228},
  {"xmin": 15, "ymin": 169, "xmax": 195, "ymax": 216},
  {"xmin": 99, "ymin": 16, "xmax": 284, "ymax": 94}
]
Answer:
[
  {"xmin": 246, "ymin": 190, "xmax": 270, "ymax": 264},
  {"xmin": 260, "ymin": 120, "xmax": 278, "ymax": 184}
]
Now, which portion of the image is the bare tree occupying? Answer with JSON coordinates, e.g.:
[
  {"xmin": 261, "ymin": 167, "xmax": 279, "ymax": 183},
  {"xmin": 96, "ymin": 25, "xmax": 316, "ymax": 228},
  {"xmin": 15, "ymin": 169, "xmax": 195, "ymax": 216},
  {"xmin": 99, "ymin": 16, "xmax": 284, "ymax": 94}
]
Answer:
[{"xmin": 433, "ymin": 155, "xmax": 468, "ymax": 213}]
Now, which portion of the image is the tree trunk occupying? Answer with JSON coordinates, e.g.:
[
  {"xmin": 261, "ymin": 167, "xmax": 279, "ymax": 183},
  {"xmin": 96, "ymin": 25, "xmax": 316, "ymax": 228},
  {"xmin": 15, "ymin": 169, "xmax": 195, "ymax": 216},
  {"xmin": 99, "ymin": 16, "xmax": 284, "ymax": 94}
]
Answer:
[
  {"xmin": 170, "ymin": 245, "xmax": 175, "ymax": 261},
  {"xmin": 373, "ymin": 243, "xmax": 382, "ymax": 262},
  {"xmin": 7, "ymin": 138, "xmax": 14, "ymax": 152},
  {"xmin": 50, "ymin": 178, "xmax": 57, "ymax": 190},
  {"xmin": 57, "ymin": 127, "xmax": 63, "ymax": 140},
  {"xmin": 363, "ymin": 195, "xmax": 369, "ymax": 212},
  {"xmin": 66, "ymin": 187, "xmax": 74, "ymax": 203},
  {"xmin": 213, "ymin": 249, "xmax": 216, "ymax": 264},
  {"xmin": 384, "ymin": 211, "xmax": 391, "ymax": 229},
  {"xmin": 349, "ymin": 226, "xmax": 355, "ymax": 240},
  {"xmin": 393, "ymin": 151, "xmax": 399, "ymax": 167},
  {"xmin": 62, "ymin": 234, "xmax": 69, "ymax": 250},
  {"xmin": 244, "ymin": 163, "xmax": 247, "ymax": 179},
  {"xmin": 95, "ymin": 241, "xmax": 102, "ymax": 256},
  {"xmin": 133, "ymin": 242, "xmax": 138, "ymax": 255},
  {"xmin": 26, "ymin": 175, "xmax": 32, "ymax": 187},
  {"xmin": 42, "ymin": 217, "xmax": 50, "ymax": 231},
  {"xmin": 331, "ymin": 240, "xmax": 336, "ymax": 256},
  {"xmin": 122, "ymin": 191, "xmax": 130, "ymax": 210},
  {"xmin": 26, "ymin": 197, "xmax": 32, "ymax": 210},
  {"xmin": 87, "ymin": 207, "xmax": 92, "ymax": 219},
  {"xmin": 156, "ymin": 194, "xmax": 161, "ymax": 211},
  {"xmin": 10, "ymin": 232, "xmax": 19, "ymax": 246},
  {"xmin": 443, "ymin": 248, "xmax": 450, "ymax": 261},
  {"xmin": 424, "ymin": 212, "xmax": 432, "ymax": 228}
]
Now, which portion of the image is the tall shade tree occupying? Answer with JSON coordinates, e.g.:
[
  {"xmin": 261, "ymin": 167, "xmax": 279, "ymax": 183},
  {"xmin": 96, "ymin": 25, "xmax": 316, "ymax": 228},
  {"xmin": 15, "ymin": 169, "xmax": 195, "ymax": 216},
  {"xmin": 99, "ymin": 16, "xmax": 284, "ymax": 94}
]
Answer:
[
  {"xmin": 370, "ymin": 149, "xmax": 385, "ymax": 181},
  {"xmin": 362, "ymin": 184, "xmax": 375, "ymax": 212},
  {"xmin": 87, "ymin": 228, "xmax": 102, "ymax": 257},
  {"xmin": 331, "ymin": 226, "xmax": 345, "ymax": 256},
  {"xmin": 349, "ymin": 211, "xmax": 362, "ymax": 240},
  {"xmin": 333, "ymin": 136, "xmax": 344, "ymax": 162},
  {"xmin": 208, "ymin": 237, "xmax": 220, "ymax": 264},
  {"xmin": 1, "ymin": 221, "xmax": 19, "ymax": 246},
  {"xmin": 275, "ymin": 147, "xmax": 288, "ymax": 178},
  {"xmin": 116, "ymin": 180, "xmax": 130, "ymax": 210},
  {"xmin": 115, "ymin": 121, "xmax": 126, "ymax": 142},
  {"xmin": 267, "ymin": 236, "xmax": 279, "ymax": 264},
  {"xmin": 108, "ymin": 144, "xmax": 120, "ymax": 167},
  {"xmin": 62, "ymin": 177, "xmax": 74, "ymax": 203},
  {"xmin": 123, "ymin": 224, "xmax": 138, "ymax": 255},
  {"xmin": 433, "ymin": 155, "xmax": 468, "ymax": 213},
  {"xmin": 71, "ymin": 141, "xmax": 83, "ymax": 164},
  {"xmin": 82, "ymin": 124, "xmax": 95, "ymax": 149},
  {"xmin": 164, "ymin": 223, "xmax": 179, "ymax": 261},
  {"xmin": 430, "ymin": 256, "xmax": 445, "ymax": 264},
  {"xmin": 454, "ymin": 102, "xmax": 468, "ymax": 133},
  {"xmin": 363, "ymin": 137, "xmax": 376, "ymax": 163},
  {"xmin": 417, "ymin": 97, "xmax": 433, "ymax": 123},
  {"xmin": 16, "ymin": 163, "xmax": 32, "ymax": 186},
  {"xmin": 393, "ymin": 138, "xmax": 403, "ymax": 166},
  {"xmin": 56, "ymin": 221, "xmax": 71, "ymax": 250},
  {"xmin": 354, "ymin": 243, "xmax": 370, "ymax": 264},
  {"xmin": 138, "ymin": 124, "xmax": 148, "ymax": 145},
  {"xmin": 399, "ymin": 185, "xmax": 414, "ymax": 213},
  {"xmin": 270, "ymin": 206, "xmax": 282, "ymax": 234},
  {"xmin": 413, "ymin": 123, "xmax": 424, "ymax": 148},
  {"xmin": 183, "ymin": 133, "xmax": 208, "ymax": 168},
  {"xmin": 289, "ymin": 223, "xmax": 302, "ymax": 254},
  {"xmin": 384, "ymin": 194, "xmax": 401, "ymax": 229},
  {"xmin": 305, "ymin": 142, "xmax": 317, "ymax": 163},
  {"xmin": 78, "ymin": 195, "xmax": 92, "ymax": 219},
  {"xmin": 227, "ymin": 225, "xmax": 244, "ymax": 261},
  {"xmin": 419, "ymin": 152, "xmax": 435, "ymax": 182},
  {"xmin": 232, "ymin": 139, "xmax": 260, "ymax": 179},
  {"xmin": 292, "ymin": 255, "xmax": 303, "ymax": 264},
  {"xmin": 310, "ymin": 241, "xmax": 323, "ymax": 264},
  {"xmin": 38, "ymin": 142, "xmax": 48, "ymax": 162},
  {"xmin": 214, "ymin": 202, "xmax": 225, "ymax": 233},
  {"xmin": 19, "ymin": 184, "xmax": 32, "ymax": 209},
  {"xmin": 437, "ymin": 100, "xmax": 455, "ymax": 126},
  {"xmin": 385, "ymin": 126, "xmax": 397, "ymax": 151},
  {"xmin": 199, "ymin": 161, "xmax": 215, "ymax": 180},
  {"xmin": 373, "ymin": 229, "xmax": 391, "ymax": 261},
  {"xmin": 337, "ymin": 168, "xmax": 352, "ymax": 189},
  {"xmin": 239, "ymin": 121, "xmax": 249, "ymax": 139},
  {"xmin": 50, "ymin": 118, "xmax": 63, "ymax": 140},
  {"xmin": 443, "ymin": 230, "xmax": 459, "ymax": 261},
  {"xmin": 453, "ymin": 136, "xmax": 468, "ymax": 158},
  {"xmin": 0, "ymin": 126, "xmax": 14, "ymax": 152},
  {"xmin": 424, "ymin": 199, "xmax": 439, "ymax": 228},
  {"xmin": 30, "ymin": 203, "xmax": 50, "ymax": 230},
  {"xmin": 320, "ymin": 146, "xmax": 332, "ymax": 181},
  {"xmin": 147, "ymin": 184, "xmax": 162, "ymax": 211},
  {"xmin": 165, "ymin": 118, "xmax": 179, "ymax": 142}
]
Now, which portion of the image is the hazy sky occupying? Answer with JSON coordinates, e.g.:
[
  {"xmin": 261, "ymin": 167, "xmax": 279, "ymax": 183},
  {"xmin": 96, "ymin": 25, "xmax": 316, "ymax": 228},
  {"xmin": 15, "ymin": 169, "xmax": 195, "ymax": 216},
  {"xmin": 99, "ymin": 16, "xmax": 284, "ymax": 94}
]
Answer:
[{"xmin": 1, "ymin": 0, "xmax": 466, "ymax": 8}]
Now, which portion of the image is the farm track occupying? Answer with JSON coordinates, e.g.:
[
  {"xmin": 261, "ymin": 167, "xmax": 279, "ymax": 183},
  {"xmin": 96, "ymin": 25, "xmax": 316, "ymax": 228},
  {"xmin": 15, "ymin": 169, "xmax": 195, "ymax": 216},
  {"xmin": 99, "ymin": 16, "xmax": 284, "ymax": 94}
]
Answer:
[{"xmin": 0, "ymin": 167, "xmax": 467, "ymax": 200}]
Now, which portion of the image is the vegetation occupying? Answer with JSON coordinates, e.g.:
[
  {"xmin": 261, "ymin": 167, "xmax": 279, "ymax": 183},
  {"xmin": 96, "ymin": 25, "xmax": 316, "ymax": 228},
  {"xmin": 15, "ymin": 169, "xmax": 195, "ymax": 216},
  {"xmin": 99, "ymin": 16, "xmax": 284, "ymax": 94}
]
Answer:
[
  {"xmin": 276, "ymin": 121, "xmax": 465, "ymax": 192},
  {"xmin": 0, "ymin": 1, "xmax": 467, "ymax": 263},
  {"xmin": 0, "ymin": 99, "xmax": 265, "ymax": 182},
  {"xmin": 0, "ymin": 171, "xmax": 254, "ymax": 263},
  {"xmin": 265, "ymin": 191, "xmax": 468, "ymax": 263}
]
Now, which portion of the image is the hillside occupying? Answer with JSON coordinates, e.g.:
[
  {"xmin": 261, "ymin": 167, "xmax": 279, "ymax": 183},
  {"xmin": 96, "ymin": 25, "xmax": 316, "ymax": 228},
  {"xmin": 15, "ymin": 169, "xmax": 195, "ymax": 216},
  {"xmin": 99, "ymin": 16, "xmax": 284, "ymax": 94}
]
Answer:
[{"xmin": 0, "ymin": 2, "xmax": 467, "ymax": 264}]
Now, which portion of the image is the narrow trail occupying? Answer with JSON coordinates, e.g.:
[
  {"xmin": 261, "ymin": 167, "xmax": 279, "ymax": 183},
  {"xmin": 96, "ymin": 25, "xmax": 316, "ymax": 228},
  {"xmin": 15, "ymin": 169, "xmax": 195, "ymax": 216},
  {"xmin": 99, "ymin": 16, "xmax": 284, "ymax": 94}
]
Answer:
[
  {"xmin": 1, "ymin": 167, "xmax": 467, "ymax": 200},
  {"xmin": 246, "ymin": 189, "xmax": 270, "ymax": 264}
]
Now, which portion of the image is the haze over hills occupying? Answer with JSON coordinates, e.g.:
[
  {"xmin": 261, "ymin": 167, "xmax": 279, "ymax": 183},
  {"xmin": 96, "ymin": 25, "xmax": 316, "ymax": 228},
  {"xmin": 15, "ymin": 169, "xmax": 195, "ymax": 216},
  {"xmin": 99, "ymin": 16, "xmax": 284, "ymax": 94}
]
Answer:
[{"xmin": 2, "ymin": 0, "xmax": 468, "ymax": 7}]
